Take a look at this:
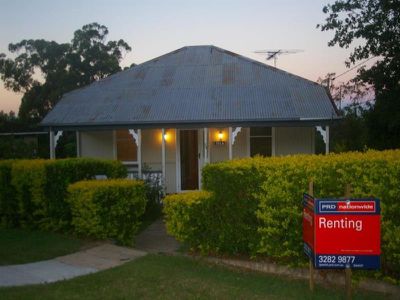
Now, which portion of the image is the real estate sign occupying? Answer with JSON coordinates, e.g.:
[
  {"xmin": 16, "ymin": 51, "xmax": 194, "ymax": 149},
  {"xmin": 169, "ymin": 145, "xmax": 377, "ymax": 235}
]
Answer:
[{"xmin": 303, "ymin": 194, "xmax": 380, "ymax": 269}]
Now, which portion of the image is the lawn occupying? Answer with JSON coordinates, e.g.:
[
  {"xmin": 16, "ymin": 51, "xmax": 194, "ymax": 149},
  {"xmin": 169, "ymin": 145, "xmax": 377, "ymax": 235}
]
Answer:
[
  {"xmin": 0, "ymin": 228, "xmax": 87, "ymax": 265},
  {"xmin": 0, "ymin": 254, "xmax": 386, "ymax": 299}
]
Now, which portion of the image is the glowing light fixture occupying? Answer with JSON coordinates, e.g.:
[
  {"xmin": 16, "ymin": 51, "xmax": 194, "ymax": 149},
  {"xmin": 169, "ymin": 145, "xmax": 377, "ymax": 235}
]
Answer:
[
  {"xmin": 218, "ymin": 131, "xmax": 224, "ymax": 141},
  {"xmin": 214, "ymin": 130, "xmax": 226, "ymax": 145}
]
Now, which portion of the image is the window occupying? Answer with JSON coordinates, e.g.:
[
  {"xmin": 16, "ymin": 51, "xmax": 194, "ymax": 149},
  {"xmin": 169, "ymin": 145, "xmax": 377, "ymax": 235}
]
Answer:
[
  {"xmin": 116, "ymin": 130, "xmax": 137, "ymax": 161},
  {"xmin": 250, "ymin": 127, "xmax": 272, "ymax": 157}
]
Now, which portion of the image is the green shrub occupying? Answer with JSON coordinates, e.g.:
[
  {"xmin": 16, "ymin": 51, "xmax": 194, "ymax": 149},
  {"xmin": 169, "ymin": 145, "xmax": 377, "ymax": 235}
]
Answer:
[
  {"xmin": 202, "ymin": 162, "xmax": 263, "ymax": 255},
  {"xmin": 140, "ymin": 167, "xmax": 163, "ymax": 226},
  {"xmin": 43, "ymin": 158, "xmax": 127, "ymax": 230},
  {"xmin": 165, "ymin": 150, "xmax": 400, "ymax": 279},
  {"xmin": 11, "ymin": 160, "xmax": 50, "ymax": 228},
  {"xmin": 67, "ymin": 179, "xmax": 147, "ymax": 245},
  {"xmin": 0, "ymin": 160, "xmax": 16, "ymax": 227},
  {"xmin": 164, "ymin": 191, "xmax": 214, "ymax": 253},
  {"xmin": 252, "ymin": 151, "xmax": 400, "ymax": 277},
  {"xmin": 10, "ymin": 158, "xmax": 127, "ymax": 230}
]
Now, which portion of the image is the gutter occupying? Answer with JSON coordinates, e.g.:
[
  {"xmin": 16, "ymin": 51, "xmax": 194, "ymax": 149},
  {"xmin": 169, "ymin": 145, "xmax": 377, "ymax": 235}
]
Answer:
[{"xmin": 40, "ymin": 117, "xmax": 342, "ymax": 132}]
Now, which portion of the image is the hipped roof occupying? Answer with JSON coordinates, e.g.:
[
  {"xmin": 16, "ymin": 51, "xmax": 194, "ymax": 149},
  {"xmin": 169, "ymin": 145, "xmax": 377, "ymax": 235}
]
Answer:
[{"xmin": 41, "ymin": 45, "xmax": 340, "ymax": 130}]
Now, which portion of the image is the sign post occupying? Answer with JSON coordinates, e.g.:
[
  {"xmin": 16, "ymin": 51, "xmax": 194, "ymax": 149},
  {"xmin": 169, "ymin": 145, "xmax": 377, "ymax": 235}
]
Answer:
[
  {"xmin": 308, "ymin": 181, "xmax": 315, "ymax": 292},
  {"xmin": 303, "ymin": 184, "xmax": 381, "ymax": 298},
  {"xmin": 344, "ymin": 184, "xmax": 352, "ymax": 300}
]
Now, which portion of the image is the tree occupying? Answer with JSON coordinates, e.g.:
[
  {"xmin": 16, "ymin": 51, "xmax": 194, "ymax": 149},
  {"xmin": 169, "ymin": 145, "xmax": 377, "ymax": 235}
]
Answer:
[
  {"xmin": 364, "ymin": 84, "xmax": 400, "ymax": 149},
  {"xmin": 331, "ymin": 104, "xmax": 369, "ymax": 152},
  {"xmin": 0, "ymin": 23, "xmax": 131, "ymax": 122},
  {"xmin": 316, "ymin": 74, "xmax": 370, "ymax": 153},
  {"xmin": 318, "ymin": 0, "xmax": 400, "ymax": 149},
  {"xmin": 0, "ymin": 110, "xmax": 33, "ymax": 132}
]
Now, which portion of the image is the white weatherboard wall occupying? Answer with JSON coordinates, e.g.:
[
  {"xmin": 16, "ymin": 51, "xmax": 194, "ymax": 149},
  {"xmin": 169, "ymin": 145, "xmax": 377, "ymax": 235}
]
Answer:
[
  {"xmin": 208, "ymin": 127, "xmax": 315, "ymax": 161},
  {"xmin": 141, "ymin": 129, "xmax": 162, "ymax": 172},
  {"xmin": 275, "ymin": 127, "xmax": 315, "ymax": 156},
  {"xmin": 79, "ymin": 127, "xmax": 315, "ymax": 193},
  {"xmin": 232, "ymin": 128, "xmax": 248, "ymax": 158},
  {"xmin": 80, "ymin": 131, "xmax": 114, "ymax": 159},
  {"xmin": 141, "ymin": 129, "xmax": 177, "ymax": 194},
  {"xmin": 165, "ymin": 129, "xmax": 177, "ymax": 194},
  {"xmin": 209, "ymin": 128, "xmax": 229, "ymax": 163},
  {"xmin": 208, "ymin": 127, "xmax": 249, "ymax": 162}
]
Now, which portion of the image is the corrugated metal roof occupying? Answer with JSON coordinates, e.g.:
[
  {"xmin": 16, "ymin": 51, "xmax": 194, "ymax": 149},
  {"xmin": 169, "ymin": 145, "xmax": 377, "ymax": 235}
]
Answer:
[{"xmin": 41, "ymin": 45, "xmax": 340, "ymax": 129}]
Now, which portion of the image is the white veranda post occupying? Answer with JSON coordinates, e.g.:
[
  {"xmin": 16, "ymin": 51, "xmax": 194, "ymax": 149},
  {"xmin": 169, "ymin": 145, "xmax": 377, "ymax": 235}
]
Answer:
[
  {"xmin": 228, "ymin": 127, "xmax": 233, "ymax": 160},
  {"xmin": 203, "ymin": 128, "xmax": 209, "ymax": 163},
  {"xmin": 49, "ymin": 129, "xmax": 63, "ymax": 159},
  {"xmin": 128, "ymin": 129, "xmax": 142, "ymax": 179},
  {"xmin": 49, "ymin": 129, "xmax": 55, "ymax": 159},
  {"xmin": 76, "ymin": 131, "xmax": 81, "ymax": 157},
  {"xmin": 325, "ymin": 125, "xmax": 330, "ymax": 154},
  {"xmin": 161, "ymin": 128, "xmax": 166, "ymax": 191}
]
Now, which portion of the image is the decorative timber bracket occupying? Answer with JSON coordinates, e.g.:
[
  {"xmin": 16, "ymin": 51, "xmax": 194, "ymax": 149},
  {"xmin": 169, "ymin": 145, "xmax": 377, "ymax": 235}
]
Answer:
[
  {"xmin": 54, "ymin": 131, "xmax": 64, "ymax": 148},
  {"xmin": 128, "ymin": 129, "xmax": 140, "ymax": 147},
  {"xmin": 231, "ymin": 127, "xmax": 242, "ymax": 145}
]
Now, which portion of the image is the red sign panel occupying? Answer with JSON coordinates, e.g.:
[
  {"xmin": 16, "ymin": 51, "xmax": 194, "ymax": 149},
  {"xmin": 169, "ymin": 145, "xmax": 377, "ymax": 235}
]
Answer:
[{"xmin": 303, "ymin": 194, "xmax": 381, "ymax": 269}]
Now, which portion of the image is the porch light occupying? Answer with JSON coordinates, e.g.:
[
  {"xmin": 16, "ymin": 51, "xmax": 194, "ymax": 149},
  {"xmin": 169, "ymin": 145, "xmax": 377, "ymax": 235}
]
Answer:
[
  {"xmin": 218, "ymin": 131, "xmax": 224, "ymax": 141},
  {"xmin": 214, "ymin": 130, "xmax": 226, "ymax": 145}
]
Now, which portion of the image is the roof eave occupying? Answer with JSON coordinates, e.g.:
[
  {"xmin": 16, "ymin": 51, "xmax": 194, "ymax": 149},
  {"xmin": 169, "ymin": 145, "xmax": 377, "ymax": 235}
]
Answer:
[{"xmin": 40, "ymin": 117, "xmax": 342, "ymax": 131}]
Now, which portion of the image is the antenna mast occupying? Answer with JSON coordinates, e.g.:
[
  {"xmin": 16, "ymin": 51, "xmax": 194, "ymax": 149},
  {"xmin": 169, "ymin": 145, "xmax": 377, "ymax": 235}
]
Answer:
[{"xmin": 254, "ymin": 49, "xmax": 304, "ymax": 67}]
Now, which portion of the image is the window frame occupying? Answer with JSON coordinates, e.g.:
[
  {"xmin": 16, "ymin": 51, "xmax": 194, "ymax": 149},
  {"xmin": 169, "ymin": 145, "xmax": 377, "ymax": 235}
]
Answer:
[
  {"xmin": 247, "ymin": 127, "xmax": 275, "ymax": 157},
  {"xmin": 114, "ymin": 129, "xmax": 138, "ymax": 163}
]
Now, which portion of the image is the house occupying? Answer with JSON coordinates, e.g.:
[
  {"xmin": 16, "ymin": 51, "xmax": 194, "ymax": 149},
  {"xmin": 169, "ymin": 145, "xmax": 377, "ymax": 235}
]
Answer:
[{"xmin": 41, "ymin": 45, "xmax": 340, "ymax": 193}]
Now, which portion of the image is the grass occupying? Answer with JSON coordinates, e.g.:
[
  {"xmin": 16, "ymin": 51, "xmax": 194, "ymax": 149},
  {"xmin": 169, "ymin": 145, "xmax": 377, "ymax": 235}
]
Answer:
[
  {"xmin": 0, "ymin": 228, "xmax": 86, "ymax": 265},
  {"xmin": 0, "ymin": 254, "xmax": 387, "ymax": 299}
]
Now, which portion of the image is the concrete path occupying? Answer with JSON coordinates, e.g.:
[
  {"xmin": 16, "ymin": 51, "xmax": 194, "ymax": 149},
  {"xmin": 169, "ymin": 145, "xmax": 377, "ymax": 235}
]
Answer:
[
  {"xmin": 0, "ymin": 219, "xmax": 179, "ymax": 287},
  {"xmin": 0, "ymin": 244, "xmax": 146, "ymax": 287},
  {"xmin": 135, "ymin": 218, "xmax": 181, "ymax": 254}
]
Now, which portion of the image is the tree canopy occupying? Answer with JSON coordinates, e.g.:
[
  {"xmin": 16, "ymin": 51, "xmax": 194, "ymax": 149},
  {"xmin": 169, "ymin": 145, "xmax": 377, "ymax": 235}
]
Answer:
[
  {"xmin": 0, "ymin": 23, "xmax": 131, "ymax": 122},
  {"xmin": 318, "ymin": 0, "xmax": 400, "ymax": 88},
  {"xmin": 319, "ymin": 0, "xmax": 400, "ymax": 150}
]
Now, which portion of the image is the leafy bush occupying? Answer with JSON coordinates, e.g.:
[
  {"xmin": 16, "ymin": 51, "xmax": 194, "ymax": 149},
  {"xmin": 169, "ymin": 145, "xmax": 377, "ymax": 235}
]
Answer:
[
  {"xmin": 164, "ymin": 191, "xmax": 214, "ymax": 253},
  {"xmin": 0, "ymin": 160, "xmax": 16, "ymax": 227},
  {"xmin": 202, "ymin": 163, "xmax": 263, "ymax": 255},
  {"xmin": 10, "ymin": 158, "xmax": 127, "ymax": 230},
  {"xmin": 11, "ymin": 160, "xmax": 50, "ymax": 228},
  {"xmin": 44, "ymin": 158, "xmax": 127, "ymax": 230},
  {"xmin": 67, "ymin": 179, "xmax": 147, "ymax": 245},
  {"xmin": 164, "ymin": 150, "xmax": 400, "ymax": 279},
  {"xmin": 252, "ymin": 151, "xmax": 400, "ymax": 276},
  {"xmin": 140, "ymin": 165, "xmax": 164, "ymax": 225}
]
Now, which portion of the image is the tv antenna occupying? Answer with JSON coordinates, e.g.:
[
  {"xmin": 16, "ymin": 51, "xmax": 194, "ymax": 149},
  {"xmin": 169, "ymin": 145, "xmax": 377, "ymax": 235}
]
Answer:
[{"xmin": 254, "ymin": 49, "xmax": 304, "ymax": 67}]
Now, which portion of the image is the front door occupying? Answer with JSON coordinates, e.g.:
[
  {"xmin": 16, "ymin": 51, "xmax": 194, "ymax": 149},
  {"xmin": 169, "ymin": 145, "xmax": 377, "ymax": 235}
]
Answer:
[{"xmin": 180, "ymin": 130, "xmax": 199, "ymax": 190}]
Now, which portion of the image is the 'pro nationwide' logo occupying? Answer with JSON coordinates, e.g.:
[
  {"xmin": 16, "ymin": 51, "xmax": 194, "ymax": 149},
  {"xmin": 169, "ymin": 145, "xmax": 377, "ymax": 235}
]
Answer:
[{"xmin": 319, "ymin": 201, "xmax": 376, "ymax": 213}]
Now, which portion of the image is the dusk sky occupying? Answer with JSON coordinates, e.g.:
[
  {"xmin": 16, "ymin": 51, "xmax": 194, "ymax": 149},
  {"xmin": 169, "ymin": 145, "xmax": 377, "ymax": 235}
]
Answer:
[{"xmin": 0, "ymin": 0, "xmax": 374, "ymax": 113}]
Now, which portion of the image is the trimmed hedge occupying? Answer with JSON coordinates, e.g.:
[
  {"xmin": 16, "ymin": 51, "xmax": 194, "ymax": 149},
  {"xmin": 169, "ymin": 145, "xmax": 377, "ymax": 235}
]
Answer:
[
  {"xmin": 67, "ymin": 179, "xmax": 147, "ymax": 245},
  {"xmin": 11, "ymin": 159, "xmax": 50, "ymax": 228},
  {"xmin": 164, "ymin": 191, "xmax": 214, "ymax": 253},
  {"xmin": 164, "ymin": 150, "xmax": 400, "ymax": 279},
  {"xmin": 5, "ymin": 158, "xmax": 126, "ymax": 230},
  {"xmin": 0, "ymin": 160, "xmax": 16, "ymax": 227}
]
